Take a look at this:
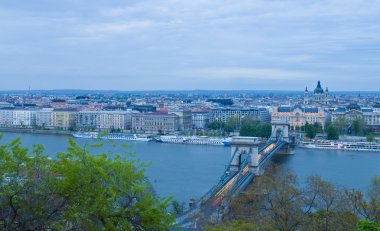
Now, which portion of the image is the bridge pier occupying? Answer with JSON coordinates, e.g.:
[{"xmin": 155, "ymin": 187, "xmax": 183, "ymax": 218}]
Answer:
[
  {"xmin": 271, "ymin": 121, "xmax": 290, "ymax": 143},
  {"xmin": 230, "ymin": 137, "xmax": 262, "ymax": 174}
]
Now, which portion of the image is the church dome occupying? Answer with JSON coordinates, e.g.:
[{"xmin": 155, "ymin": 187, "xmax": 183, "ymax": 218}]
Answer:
[{"xmin": 314, "ymin": 81, "xmax": 324, "ymax": 94}]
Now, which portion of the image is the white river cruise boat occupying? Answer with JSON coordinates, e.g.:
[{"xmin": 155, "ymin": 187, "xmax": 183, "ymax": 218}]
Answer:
[
  {"xmin": 73, "ymin": 132, "xmax": 152, "ymax": 142},
  {"xmin": 300, "ymin": 140, "xmax": 380, "ymax": 152},
  {"xmin": 156, "ymin": 135, "xmax": 231, "ymax": 146}
]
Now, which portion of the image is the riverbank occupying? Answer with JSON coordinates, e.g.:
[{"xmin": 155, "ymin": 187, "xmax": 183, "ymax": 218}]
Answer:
[{"xmin": 0, "ymin": 128, "xmax": 72, "ymax": 136}]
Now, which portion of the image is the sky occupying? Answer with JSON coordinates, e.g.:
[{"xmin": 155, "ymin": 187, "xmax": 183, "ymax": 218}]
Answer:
[{"xmin": 0, "ymin": 0, "xmax": 379, "ymax": 91}]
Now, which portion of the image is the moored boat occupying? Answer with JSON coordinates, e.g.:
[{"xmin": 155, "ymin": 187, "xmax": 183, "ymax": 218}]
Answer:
[
  {"xmin": 157, "ymin": 135, "xmax": 231, "ymax": 146},
  {"xmin": 72, "ymin": 132, "xmax": 152, "ymax": 142},
  {"xmin": 300, "ymin": 140, "xmax": 380, "ymax": 152}
]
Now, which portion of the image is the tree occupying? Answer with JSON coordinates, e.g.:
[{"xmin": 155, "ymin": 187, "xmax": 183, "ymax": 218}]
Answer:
[
  {"xmin": 351, "ymin": 118, "xmax": 368, "ymax": 136},
  {"xmin": 240, "ymin": 119, "xmax": 271, "ymax": 138},
  {"xmin": 326, "ymin": 124, "xmax": 339, "ymax": 140},
  {"xmin": 346, "ymin": 177, "xmax": 380, "ymax": 226},
  {"xmin": 333, "ymin": 117, "xmax": 348, "ymax": 134},
  {"xmin": 228, "ymin": 165, "xmax": 306, "ymax": 231},
  {"xmin": 367, "ymin": 134, "xmax": 376, "ymax": 142},
  {"xmin": 357, "ymin": 220, "xmax": 380, "ymax": 231},
  {"xmin": 304, "ymin": 122, "xmax": 316, "ymax": 139},
  {"xmin": 209, "ymin": 165, "xmax": 360, "ymax": 231},
  {"xmin": 303, "ymin": 176, "xmax": 357, "ymax": 231},
  {"xmin": 0, "ymin": 137, "xmax": 174, "ymax": 230},
  {"xmin": 313, "ymin": 122, "xmax": 323, "ymax": 134},
  {"xmin": 208, "ymin": 121, "xmax": 225, "ymax": 131},
  {"xmin": 224, "ymin": 118, "xmax": 238, "ymax": 134},
  {"xmin": 170, "ymin": 200, "xmax": 185, "ymax": 216}
]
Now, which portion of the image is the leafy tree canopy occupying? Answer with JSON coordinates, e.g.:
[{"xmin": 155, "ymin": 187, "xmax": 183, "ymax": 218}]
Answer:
[
  {"xmin": 240, "ymin": 118, "xmax": 271, "ymax": 138},
  {"xmin": 0, "ymin": 137, "xmax": 174, "ymax": 230}
]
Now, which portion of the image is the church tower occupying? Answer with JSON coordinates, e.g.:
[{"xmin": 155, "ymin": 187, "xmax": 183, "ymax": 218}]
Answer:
[{"xmin": 304, "ymin": 87, "xmax": 309, "ymax": 105}]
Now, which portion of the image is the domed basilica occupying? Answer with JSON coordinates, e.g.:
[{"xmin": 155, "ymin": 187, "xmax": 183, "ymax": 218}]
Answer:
[{"xmin": 304, "ymin": 81, "xmax": 329, "ymax": 105}]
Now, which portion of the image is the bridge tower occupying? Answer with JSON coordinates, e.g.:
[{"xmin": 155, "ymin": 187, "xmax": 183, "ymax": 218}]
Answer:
[
  {"xmin": 271, "ymin": 121, "xmax": 290, "ymax": 143},
  {"xmin": 230, "ymin": 137, "xmax": 263, "ymax": 175}
]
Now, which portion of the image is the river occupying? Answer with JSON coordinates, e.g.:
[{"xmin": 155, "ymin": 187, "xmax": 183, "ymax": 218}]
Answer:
[{"xmin": 0, "ymin": 132, "xmax": 379, "ymax": 203}]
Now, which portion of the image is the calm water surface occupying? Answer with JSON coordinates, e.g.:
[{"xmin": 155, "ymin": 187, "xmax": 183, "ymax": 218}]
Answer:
[{"xmin": 1, "ymin": 132, "xmax": 379, "ymax": 203}]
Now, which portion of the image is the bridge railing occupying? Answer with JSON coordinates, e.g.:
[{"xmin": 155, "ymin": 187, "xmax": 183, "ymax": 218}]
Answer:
[
  {"xmin": 199, "ymin": 130, "xmax": 288, "ymax": 206},
  {"xmin": 199, "ymin": 157, "xmax": 249, "ymax": 205}
]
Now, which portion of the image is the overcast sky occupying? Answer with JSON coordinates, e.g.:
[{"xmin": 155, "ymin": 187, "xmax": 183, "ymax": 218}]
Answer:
[{"xmin": 0, "ymin": 0, "xmax": 379, "ymax": 91}]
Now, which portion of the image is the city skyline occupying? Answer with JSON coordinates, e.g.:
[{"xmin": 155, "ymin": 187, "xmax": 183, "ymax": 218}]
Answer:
[{"xmin": 1, "ymin": 0, "xmax": 380, "ymax": 91}]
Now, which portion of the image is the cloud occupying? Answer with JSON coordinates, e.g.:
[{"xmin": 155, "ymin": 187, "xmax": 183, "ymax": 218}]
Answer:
[
  {"xmin": 181, "ymin": 67, "xmax": 313, "ymax": 80},
  {"xmin": 0, "ymin": 0, "xmax": 379, "ymax": 90},
  {"xmin": 61, "ymin": 20, "xmax": 156, "ymax": 42}
]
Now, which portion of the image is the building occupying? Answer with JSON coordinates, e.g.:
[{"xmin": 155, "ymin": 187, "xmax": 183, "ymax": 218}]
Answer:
[
  {"xmin": 0, "ymin": 102, "xmax": 14, "ymax": 108},
  {"xmin": 304, "ymin": 81, "xmax": 329, "ymax": 105},
  {"xmin": 76, "ymin": 111, "xmax": 99, "ymax": 130},
  {"xmin": 76, "ymin": 111, "xmax": 133, "ymax": 131},
  {"xmin": 129, "ymin": 105, "xmax": 156, "ymax": 113},
  {"xmin": 52, "ymin": 109, "xmax": 77, "ymax": 130},
  {"xmin": 257, "ymin": 108, "xmax": 271, "ymax": 123},
  {"xmin": 0, "ymin": 108, "xmax": 14, "ymax": 127},
  {"xmin": 192, "ymin": 112, "xmax": 209, "ymax": 130},
  {"xmin": 332, "ymin": 104, "xmax": 380, "ymax": 131},
  {"xmin": 12, "ymin": 109, "xmax": 37, "ymax": 127},
  {"xmin": 169, "ymin": 109, "xmax": 192, "ymax": 131},
  {"xmin": 209, "ymin": 108, "xmax": 270, "ymax": 125},
  {"xmin": 271, "ymin": 106, "xmax": 326, "ymax": 130},
  {"xmin": 98, "ymin": 111, "xmax": 132, "ymax": 131},
  {"xmin": 36, "ymin": 108, "xmax": 54, "ymax": 128},
  {"xmin": 132, "ymin": 113, "xmax": 179, "ymax": 133}
]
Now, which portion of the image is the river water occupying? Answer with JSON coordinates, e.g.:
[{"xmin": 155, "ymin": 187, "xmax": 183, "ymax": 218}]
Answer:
[{"xmin": 1, "ymin": 132, "xmax": 379, "ymax": 203}]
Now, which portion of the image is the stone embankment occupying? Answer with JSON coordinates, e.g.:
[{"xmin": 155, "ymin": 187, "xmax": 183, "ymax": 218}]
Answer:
[{"xmin": 0, "ymin": 128, "xmax": 72, "ymax": 136}]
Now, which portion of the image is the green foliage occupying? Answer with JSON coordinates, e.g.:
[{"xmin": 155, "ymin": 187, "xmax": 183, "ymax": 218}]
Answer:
[
  {"xmin": 208, "ymin": 118, "xmax": 238, "ymax": 134},
  {"xmin": 304, "ymin": 122, "xmax": 316, "ymax": 139},
  {"xmin": 224, "ymin": 118, "xmax": 238, "ymax": 133},
  {"xmin": 351, "ymin": 118, "xmax": 369, "ymax": 136},
  {"xmin": 367, "ymin": 134, "xmax": 376, "ymax": 142},
  {"xmin": 170, "ymin": 200, "xmax": 185, "ymax": 216},
  {"xmin": 357, "ymin": 220, "xmax": 380, "ymax": 231},
  {"xmin": 206, "ymin": 221, "xmax": 263, "ymax": 231},
  {"xmin": 240, "ymin": 119, "xmax": 271, "ymax": 138},
  {"xmin": 333, "ymin": 117, "xmax": 348, "ymax": 134},
  {"xmin": 110, "ymin": 127, "xmax": 122, "ymax": 133},
  {"xmin": 0, "ymin": 137, "xmax": 174, "ymax": 230},
  {"xmin": 208, "ymin": 121, "xmax": 226, "ymax": 130},
  {"xmin": 327, "ymin": 124, "xmax": 339, "ymax": 140}
]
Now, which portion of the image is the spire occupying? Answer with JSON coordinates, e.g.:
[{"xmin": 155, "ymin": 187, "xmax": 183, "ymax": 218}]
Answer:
[{"xmin": 305, "ymin": 87, "xmax": 308, "ymax": 92}]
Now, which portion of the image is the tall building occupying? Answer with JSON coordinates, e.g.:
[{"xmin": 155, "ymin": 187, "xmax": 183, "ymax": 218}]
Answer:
[{"xmin": 304, "ymin": 81, "xmax": 329, "ymax": 105}]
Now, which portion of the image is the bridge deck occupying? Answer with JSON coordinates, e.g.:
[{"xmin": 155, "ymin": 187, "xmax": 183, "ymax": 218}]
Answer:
[{"xmin": 177, "ymin": 126, "xmax": 290, "ymax": 227}]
